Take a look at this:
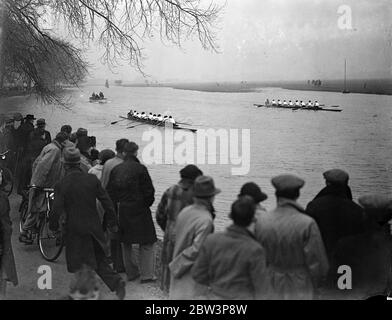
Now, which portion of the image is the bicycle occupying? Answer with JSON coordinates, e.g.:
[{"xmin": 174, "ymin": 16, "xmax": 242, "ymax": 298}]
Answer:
[
  {"xmin": 0, "ymin": 150, "xmax": 14, "ymax": 196},
  {"xmin": 19, "ymin": 186, "xmax": 64, "ymax": 262}
]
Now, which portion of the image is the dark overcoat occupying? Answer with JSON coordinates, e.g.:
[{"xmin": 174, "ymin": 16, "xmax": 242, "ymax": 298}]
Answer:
[
  {"xmin": 306, "ymin": 185, "xmax": 365, "ymax": 260},
  {"xmin": 106, "ymin": 156, "xmax": 157, "ymax": 245},
  {"xmin": 49, "ymin": 167, "xmax": 117, "ymax": 273},
  {"xmin": 331, "ymin": 222, "xmax": 392, "ymax": 299},
  {"xmin": 0, "ymin": 191, "xmax": 18, "ymax": 286}
]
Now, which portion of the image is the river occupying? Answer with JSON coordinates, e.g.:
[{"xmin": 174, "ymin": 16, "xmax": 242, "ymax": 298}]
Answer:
[{"xmin": 1, "ymin": 85, "xmax": 391, "ymax": 235}]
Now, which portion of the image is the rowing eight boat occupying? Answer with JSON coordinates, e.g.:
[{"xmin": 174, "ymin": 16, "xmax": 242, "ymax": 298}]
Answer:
[
  {"xmin": 254, "ymin": 104, "xmax": 342, "ymax": 112},
  {"xmin": 121, "ymin": 116, "xmax": 198, "ymax": 133}
]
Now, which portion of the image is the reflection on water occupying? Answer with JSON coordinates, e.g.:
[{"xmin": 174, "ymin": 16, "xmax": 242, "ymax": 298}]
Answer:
[{"xmin": 2, "ymin": 86, "xmax": 392, "ymax": 235}]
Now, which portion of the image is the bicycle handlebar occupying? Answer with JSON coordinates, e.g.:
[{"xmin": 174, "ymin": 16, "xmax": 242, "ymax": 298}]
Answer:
[{"xmin": 28, "ymin": 185, "xmax": 54, "ymax": 193}]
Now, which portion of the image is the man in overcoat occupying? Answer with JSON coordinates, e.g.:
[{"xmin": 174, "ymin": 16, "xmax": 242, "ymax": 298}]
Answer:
[
  {"xmin": 49, "ymin": 147, "xmax": 126, "ymax": 300},
  {"xmin": 106, "ymin": 142, "xmax": 157, "ymax": 283},
  {"xmin": 255, "ymin": 174, "xmax": 329, "ymax": 300}
]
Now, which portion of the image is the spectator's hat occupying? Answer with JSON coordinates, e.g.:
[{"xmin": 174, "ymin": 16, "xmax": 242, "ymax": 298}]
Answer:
[
  {"xmin": 359, "ymin": 194, "xmax": 392, "ymax": 224},
  {"xmin": 98, "ymin": 149, "xmax": 115, "ymax": 164},
  {"xmin": 239, "ymin": 182, "xmax": 268, "ymax": 203},
  {"xmin": 180, "ymin": 165, "xmax": 203, "ymax": 181},
  {"xmin": 63, "ymin": 147, "xmax": 81, "ymax": 164},
  {"xmin": 194, "ymin": 176, "xmax": 221, "ymax": 198},
  {"xmin": 25, "ymin": 114, "xmax": 36, "ymax": 121},
  {"xmin": 323, "ymin": 169, "xmax": 349, "ymax": 185},
  {"xmin": 13, "ymin": 113, "xmax": 23, "ymax": 121},
  {"xmin": 271, "ymin": 175, "xmax": 305, "ymax": 192},
  {"xmin": 76, "ymin": 128, "xmax": 88, "ymax": 138},
  {"xmin": 358, "ymin": 194, "xmax": 392, "ymax": 211},
  {"xmin": 36, "ymin": 118, "xmax": 46, "ymax": 127}
]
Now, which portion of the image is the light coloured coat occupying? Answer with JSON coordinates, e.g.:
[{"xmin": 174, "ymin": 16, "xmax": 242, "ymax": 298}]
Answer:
[
  {"xmin": 255, "ymin": 198, "xmax": 329, "ymax": 300},
  {"xmin": 169, "ymin": 199, "xmax": 214, "ymax": 300}
]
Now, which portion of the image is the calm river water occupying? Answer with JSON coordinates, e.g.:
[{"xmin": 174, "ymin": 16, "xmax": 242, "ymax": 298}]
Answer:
[{"xmin": 2, "ymin": 86, "xmax": 392, "ymax": 235}]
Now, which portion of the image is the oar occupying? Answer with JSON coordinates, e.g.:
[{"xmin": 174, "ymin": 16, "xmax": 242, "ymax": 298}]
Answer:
[
  {"xmin": 127, "ymin": 123, "xmax": 147, "ymax": 129},
  {"xmin": 111, "ymin": 118, "xmax": 127, "ymax": 125}
]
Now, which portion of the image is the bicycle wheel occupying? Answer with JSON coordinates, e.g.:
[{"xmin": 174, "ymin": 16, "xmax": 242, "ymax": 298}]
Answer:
[
  {"xmin": 19, "ymin": 199, "xmax": 29, "ymax": 234},
  {"xmin": 1, "ymin": 167, "xmax": 13, "ymax": 196},
  {"xmin": 38, "ymin": 217, "xmax": 64, "ymax": 262}
]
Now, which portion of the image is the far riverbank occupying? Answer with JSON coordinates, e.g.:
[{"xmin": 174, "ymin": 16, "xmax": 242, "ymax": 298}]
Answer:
[{"xmin": 118, "ymin": 78, "xmax": 392, "ymax": 95}]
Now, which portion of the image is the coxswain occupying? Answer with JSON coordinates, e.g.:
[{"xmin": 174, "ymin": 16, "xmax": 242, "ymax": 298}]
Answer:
[
  {"xmin": 271, "ymin": 99, "xmax": 277, "ymax": 106},
  {"xmin": 314, "ymin": 101, "xmax": 320, "ymax": 108},
  {"xmin": 128, "ymin": 110, "xmax": 133, "ymax": 119},
  {"xmin": 265, "ymin": 99, "xmax": 270, "ymax": 106},
  {"xmin": 91, "ymin": 92, "xmax": 96, "ymax": 99}
]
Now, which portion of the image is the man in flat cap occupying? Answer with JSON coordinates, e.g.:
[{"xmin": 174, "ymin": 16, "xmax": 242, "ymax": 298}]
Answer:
[
  {"xmin": 255, "ymin": 175, "xmax": 329, "ymax": 300},
  {"xmin": 331, "ymin": 194, "xmax": 392, "ymax": 300},
  {"xmin": 306, "ymin": 169, "xmax": 364, "ymax": 263},
  {"xmin": 156, "ymin": 164, "xmax": 203, "ymax": 293}
]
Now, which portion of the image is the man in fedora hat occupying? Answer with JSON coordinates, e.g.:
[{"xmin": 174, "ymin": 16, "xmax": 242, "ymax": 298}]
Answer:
[
  {"xmin": 156, "ymin": 164, "xmax": 203, "ymax": 293},
  {"xmin": 306, "ymin": 169, "xmax": 364, "ymax": 262},
  {"xmin": 192, "ymin": 196, "xmax": 270, "ymax": 300},
  {"xmin": 331, "ymin": 194, "xmax": 392, "ymax": 300},
  {"xmin": 49, "ymin": 147, "xmax": 126, "ymax": 300},
  {"xmin": 255, "ymin": 174, "xmax": 329, "ymax": 300},
  {"xmin": 169, "ymin": 176, "xmax": 221, "ymax": 300}
]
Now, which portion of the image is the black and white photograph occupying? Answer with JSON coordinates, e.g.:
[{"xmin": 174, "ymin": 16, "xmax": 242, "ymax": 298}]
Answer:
[{"xmin": 0, "ymin": 0, "xmax": 391, "ymax": 305}]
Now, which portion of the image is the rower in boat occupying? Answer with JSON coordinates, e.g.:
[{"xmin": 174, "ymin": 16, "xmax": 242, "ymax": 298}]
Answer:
[
  {"xmin": 295, "ymin": 100, "xmax": 300, "ymax": 107},
  {"xmin": 271, "ymin": 99, "xmax": 277, "ymax": 106},
  {"xmin": 282, "ymin": 100, "xmax": 288, "ymax": 107},
  {"xmin": 99, "ymin": 92, "xmax": 105, "ymax": 99},
  {"xmin": 307, "ymin": 101, "xmax": 314, "ymax": 108},
  {"xmin": 277, "ymin": 99, "xmax": 282, "ymax": 107},
  {"xmin": 289, "ymin": 100, "xmax": 294, "ymax": 107},
  {"xmin": 314, "ymin": 101, "xmax": 320, "ymax": 108},
  {"xmin": 148, "ymin": 113, "xmax": 154, "ymax": 121},
  {"xmin": 265, "ymin": 99, "xmax": 270, "ymax": 106},
  {"xmin": 157, "ymin": 114, "xmax": 163, "ymax": 122},
  {"xmin": 301, "ymin": 101, "xmax": 306, "ymax": 108}
]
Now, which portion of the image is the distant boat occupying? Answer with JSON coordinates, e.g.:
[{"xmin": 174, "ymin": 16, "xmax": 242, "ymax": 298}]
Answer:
[
  {"xmin": 105, "ymin": 80, "xmax": 109, "ymax": 88},
  {"xmin": 342, "ymin": 59, "xmax": 350, "ymax": 94}
]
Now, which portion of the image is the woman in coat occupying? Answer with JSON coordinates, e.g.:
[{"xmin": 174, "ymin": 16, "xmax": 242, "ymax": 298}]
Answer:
[
  {"xmin": 156, "ymin": 165, "xmax": 203, "ymax": 293},
  {"xmin": 0, "ymin": 168, "xmax": 18, "ymax": 299},
  {"xmin": 107, "ymin": 142, "xmax": 157, "ymax": 282}
]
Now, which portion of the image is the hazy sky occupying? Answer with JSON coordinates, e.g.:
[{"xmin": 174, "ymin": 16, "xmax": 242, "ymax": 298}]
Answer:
[{"xmin": 74, "ymin": 0, "xmax": 391, "ymax": 82}]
